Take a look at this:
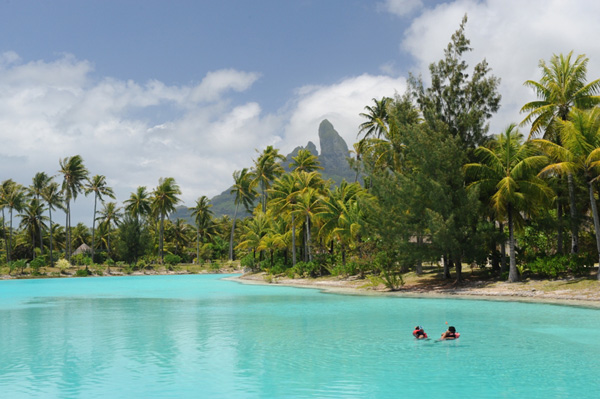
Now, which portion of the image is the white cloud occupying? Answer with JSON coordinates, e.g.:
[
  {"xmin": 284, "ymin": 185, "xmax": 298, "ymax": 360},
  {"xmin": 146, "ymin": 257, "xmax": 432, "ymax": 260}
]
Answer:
[
  {"xmin": 401, "ymin": 0, "xmax": 600, "ymax": 134},
  {"xmin": 378, "ymin": 0, "xmax": 424, "ymax": 17}
]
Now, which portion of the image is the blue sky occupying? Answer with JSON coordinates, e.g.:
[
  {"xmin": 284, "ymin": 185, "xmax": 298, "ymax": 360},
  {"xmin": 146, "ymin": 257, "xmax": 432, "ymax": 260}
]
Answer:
[{"xmin": 2, "ymin": 0, "xmax": 600, "ymax": 224}]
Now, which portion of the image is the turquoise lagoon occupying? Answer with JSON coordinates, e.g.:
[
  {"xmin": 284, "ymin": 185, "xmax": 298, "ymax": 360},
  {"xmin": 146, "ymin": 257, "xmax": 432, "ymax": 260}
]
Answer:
[{"xmin": 0, "ymin": 274, "xmax": 599, "ymax": 398}]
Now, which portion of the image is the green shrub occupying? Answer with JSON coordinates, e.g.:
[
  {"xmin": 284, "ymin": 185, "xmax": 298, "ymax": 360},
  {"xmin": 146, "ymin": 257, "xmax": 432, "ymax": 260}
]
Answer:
[
  {"xmin": 75, "ymin": 268, "xmax": 90, "ymax": 277},
  {"xmin": 105, "ymin": 258, "xmax": 115, "ymax": 266},
  {"xmin": 30, "ymin": 256, "xmax": 47, "ymax": 274},
  {"xmin": 164, "ymin": 254, "xmax": 181, "ymax": 266},
  {"xmin": 290, "ymin": 261, "xmax": 320, "ymax": 278},
  {"xmin": 240, "ymin": 253, "xmax": 256, "ymax": 270},
  {"xmin": 527, "ymin": 254, "xmax": 593, "ymax": 278},
  {"xmin": 9, "ymin": 259, "xmax": 27, "ymax": 274}
]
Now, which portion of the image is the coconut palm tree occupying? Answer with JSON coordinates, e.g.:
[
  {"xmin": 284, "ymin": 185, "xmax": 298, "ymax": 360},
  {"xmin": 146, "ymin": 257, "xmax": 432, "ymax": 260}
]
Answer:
[
  {"xmin": 189, "ymin": 196, "xmax": 214, "ymax": 263},
  {"xmin": 59, "ymin": 155, "xmax": 89, "ymax": 260},
  {"xmin": 85, "ymin": 175, "xmax": 115, "ymax": 261},
  {"xmin": 124, "ymin": 186, "xmax": 152, "ymax": 223},
  {"xmin": 464, "ymin": 124, "xmax": 553, "ymax": 282},
  {"xmin": 97, "ymin": 201, "xmax": 122, "ymax": 258},
  {"xmin": 521, "ymin": 52, "xmax": 600, "ymax": 254},
  {"xmin": 18, "ymin": 198, "xmax": 47, "ymax": 258},
  {"xmin": 41, "ymin": 181, "xmax": 64, "ymax": 266},
  {"xmin": 230, "ymin": 168, "xmax": 257, "ymax": 261},
  {"xmin": 1, "ymin": 180, "xmax": 26, "ymax": 263},
  {"xmin": 236, "ymin": 210, "xmax": 271, "ymax": 267},
  {"xmin": 358, "ymin": 97, "xmax": 392, "ymax": 140},
  {"xmin": 269, "ymin": 172, "xmax": 301, "ymax": 265},
  {"xmin": 289, "ymin": 149, "xmax": 323, "ymax": 173},
  {"xmin": 28, "ymin": 172, "xmax": 52, "ymax": 255},
  {"xmin": 151, "ymin": 177, "xmax": 181, "ymax": 263},
  {"xmin": 535, "ymin": 108, "xmax": 600, "ymax": 280},
  {"xmin": 253, "ymin": 146, "xmax": 285, "ymax": 212}
]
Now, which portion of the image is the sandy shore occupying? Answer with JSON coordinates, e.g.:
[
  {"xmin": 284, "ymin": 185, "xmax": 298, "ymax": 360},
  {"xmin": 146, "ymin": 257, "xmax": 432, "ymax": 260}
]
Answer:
[{"xmin": 233, "ymin": 273, "xmax": 600, "ymax": 309}]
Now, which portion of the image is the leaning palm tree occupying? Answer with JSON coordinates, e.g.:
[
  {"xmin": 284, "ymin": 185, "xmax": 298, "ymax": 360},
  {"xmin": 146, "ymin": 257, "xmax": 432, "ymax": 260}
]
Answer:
[
  {"xmin": 521, "ymin": 52, "xmax": 600, "ymax": 254},
  {"xmin": 41, "ymin": 181, "xmax": 64, "ymax": 266},
  {"xmin": 464, "ymin": 124, "xmax": 553, "ymax": 282},
  {"xmin": 59, "ymin": 155, "xmax": 89, "ymax": 260},
  {"xmin": 535, "ymin": 108, "xmax": 600, "ymax": 280},
  {"xmin": 189, "ymin": 196, "xmax": 214, "ymax": 264},
  {"xmin": 230, "ymin": 168, "xmax": 257, "ymax": 261},
  {"xmin": 84, "ymin": 175, "xmax": 115, "ymax": 261},
  {"xmin": 28, "ymin": 172, "xmax": 52, "ymax": 255},
  {"xmin": 151, "ymin": 177, "xmax": 181, "ymax": 264}
]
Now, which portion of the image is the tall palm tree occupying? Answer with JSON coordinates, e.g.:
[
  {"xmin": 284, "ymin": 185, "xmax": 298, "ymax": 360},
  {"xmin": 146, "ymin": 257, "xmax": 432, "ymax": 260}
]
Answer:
[
  {"xmin": 230, "ymin": 168, "xmax": 257, "ymax": 261},
  {"xmin": 521, "ymin": 52, "xmax": 600, "ymax": 254},
  {"xmin": 269, "ymin": 172, "xmax": 301, "ymax": 265},
  {"xmin": 289, "ymin": 149, "xmax": 323, "ymax": 173},
  {"xmin": 124, "ymin": 186, "xmax": 152, "ymax": 223},
  {"xmin": 28, "ymin": 172, "xmax": 52, "ymax": 255},
  {"xmin": 358, "ymin": 97, "xmax": 392, "ymax": 140},
  {"xmin": 535, "ymin": 108, "xmax": 600, "ymax": 280},
  {"xmin": 151, "ymin": 177, "xmax": 181, "ymax": 263},
  {"xmin": 1, "ymin": 180, "xmax": 26, "ymax": 263},
  {"xmin": 236, "ymin": 210, "xmax": 271, "ymax": 266},
  {"xmin": 59, "ymin": 155, "xmax": 89, "ymax": 260},
  {"xmin": 464, "ymin": 124, "xmax": 553, "ymax": 282},
  {"xmin": 97, "ymin": 201, "xmax": 122, "ymax": 257},
  {"xmin": 18, "ymin": 198, "xmax": 47, "ymax": 258},
  {"xmin": 84, "ymin": 175, "xmax": 115, "ymax": 261},
  {"xmin": 189, "ymin": 196, "xmax": 214, "ymax": 263},
  {"xmin": 41, "ymin": 181, "xmax": 64, "ymax": 266},
  {"xmin": 253, "ymin": 146, "xmax": 285, "ymax": 212}
]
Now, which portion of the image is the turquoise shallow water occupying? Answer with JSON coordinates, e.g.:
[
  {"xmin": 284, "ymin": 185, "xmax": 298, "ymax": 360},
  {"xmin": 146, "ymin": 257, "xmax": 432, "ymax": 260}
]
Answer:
[{"xmin": 0, "ymin": 274, "xmax": 599, "ymax": 398}]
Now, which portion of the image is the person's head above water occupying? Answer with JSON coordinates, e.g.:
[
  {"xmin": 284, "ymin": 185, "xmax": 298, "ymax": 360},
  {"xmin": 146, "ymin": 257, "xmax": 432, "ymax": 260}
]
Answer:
[{"xmin": 448, "ymin": 326, "xmax": 456, "ymax": 333}]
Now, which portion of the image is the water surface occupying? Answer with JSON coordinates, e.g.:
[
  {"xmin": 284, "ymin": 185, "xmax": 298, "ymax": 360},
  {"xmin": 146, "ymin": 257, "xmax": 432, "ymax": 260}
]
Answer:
[{"xmin": 0, "ymin": 274, "xmax": 598, "ymax": 398}]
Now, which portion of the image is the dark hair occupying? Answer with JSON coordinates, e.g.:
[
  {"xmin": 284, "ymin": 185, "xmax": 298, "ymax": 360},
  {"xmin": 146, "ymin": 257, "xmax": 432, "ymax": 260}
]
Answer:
[{"xmin": 449, "ymin": 326, "xmax": 456, "ymax": 333}]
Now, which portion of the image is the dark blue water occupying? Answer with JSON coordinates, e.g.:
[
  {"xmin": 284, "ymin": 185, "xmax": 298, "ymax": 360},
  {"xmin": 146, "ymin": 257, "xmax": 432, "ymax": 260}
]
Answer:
[{"xmin": 0, "ymin": 274, "xmax": 598, "ymax": 398}]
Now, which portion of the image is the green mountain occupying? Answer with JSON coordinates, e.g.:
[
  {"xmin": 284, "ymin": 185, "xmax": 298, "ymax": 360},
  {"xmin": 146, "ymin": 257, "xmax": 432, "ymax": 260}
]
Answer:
[{"xmin": 171, "ymin": 119, "xmax": 355, "ymax": 221}]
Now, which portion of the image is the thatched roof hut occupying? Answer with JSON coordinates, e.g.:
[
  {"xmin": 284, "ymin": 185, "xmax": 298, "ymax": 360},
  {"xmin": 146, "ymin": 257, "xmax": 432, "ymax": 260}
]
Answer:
[{"xmin": 72, "ymin": 243, "xmax": 91, "ymax": 256}]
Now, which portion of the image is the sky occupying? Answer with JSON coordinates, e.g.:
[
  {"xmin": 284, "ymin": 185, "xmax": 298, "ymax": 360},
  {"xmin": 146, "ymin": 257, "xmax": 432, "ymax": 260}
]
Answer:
[{"xmin": 2, "ymin": 0, "xmax": 600, "ymax": 224}]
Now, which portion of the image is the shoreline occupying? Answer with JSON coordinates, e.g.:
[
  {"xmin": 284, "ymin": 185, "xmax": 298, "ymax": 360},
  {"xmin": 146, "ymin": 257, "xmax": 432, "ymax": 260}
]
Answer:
[{"xmin": 231, "ymin": 273, "xmax": 600, "ymax": 309}]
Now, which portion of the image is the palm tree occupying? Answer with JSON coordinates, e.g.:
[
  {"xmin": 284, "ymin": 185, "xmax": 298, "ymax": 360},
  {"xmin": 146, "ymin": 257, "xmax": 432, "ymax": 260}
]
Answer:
[
  {"xmin": 85, "ymin": 175, "xmax": 115, "ymax": 261},
  {"xmin": 521, "ymin": 52, "xmax": 600, "ymax": 254},
  {"xmin": 464, "ymin": 124, "xmax": 553, "ymax": 282},
  {"xmin": 269, "ymin": 172, "xmax": 301, "ymax": 265},
  {"xmin": 318, "ymin": 181, "xmax": 366, "ymax": 266},
  {"xmin": 535, "ymin": 108, "xmax": 600, "ymax": 280},
  {"xmin": 358, "ymin": 97, "xmax": 392, "ymax": 140},
  {"xmin": 41, "ymin": 181, "xmax": 64, "ymax": 266},
  {"xmin": 289, "ymin": 149, "xmax": 323, "ymax": 173},
  {"xmin": 71, "ymin": 222, "xmax": 91, "ymax": 249},
  {"xmin": 59, "ymin": 155, "xmax": 89, "ymax": 260},
  {"xmin": 171, "ymin": 218, "xmax": 191, "ymax": 256},
  {"xmin": 18, "ymin": 198, "xmax": 47, "ymax": 258},
  {"xmin": 28, "ymin": 172, "xmax": 52, "ymax": 255},
  {"xmin": 97, "ymin": 201, "xmax": 122, "ymax": 257},
  {"xmin": 151, "ymin": 177, "xmax": 181, "ymax": 263},
  {"xmin": 236, "ymin": 210, "xmax": 271, "ymax": 267},
  {"xmin": 1, "ymin": 180, "xmax": 26, "ymax": 263},
  {"xmin": 124, "ymin": 186, "xmax": 152, "ymax": 223},
  {"xmin": 253, "ymin": 146, "xmax": 285, "ymax": 212},
  {"xmin": 189, "ymin": 196, "xmax": 214, "ymax": 263},
  {"xmin": 230, "ymin": 168, "xmax": 257, "ymax": 260}
]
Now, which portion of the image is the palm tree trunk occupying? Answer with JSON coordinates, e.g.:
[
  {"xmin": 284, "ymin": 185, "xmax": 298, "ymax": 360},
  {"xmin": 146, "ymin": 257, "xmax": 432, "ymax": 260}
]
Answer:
[
  {"xmin": 291, "ymin": 213, "xmax": 296, "ymax": 266},
  {"xmin": 8, "ymin": 208, "xmax": 13, "ymax": 263},
  {"xmin": 37, "ymin": 195, "xmax": 43, "ymax": 257},
  {"xmin": 587, "ymin": 180, "xmax": 600, "ymax": 281},
  {"xmin": 416, "ymin": 235, "xmax": 423, "ymax": 275},
  {"xmin": 2, "ymin": 209, "xmax": 8, "ymax": 263},
  {"xmin": 443, "ymin": 254, "xmax": 451, "ymax": 279},
  {"xmin": 508, "ymin": 205, "xmax": 518, "ymax": 282},
  {"xmin": 568, "ymin": 173, "xmax": 579, "ymax": 253},
  {"xmin": 455, "ymin": 255, "xmax": 462, "ymax": 283},
  {"xmin": 91, "ymin": 193, "xmax": 97, "ymax": 265},
  {"xmin": 66, "ymin": 200, "xmax": 71, "ymax": 261},
  {"xmin": 499, "ymin": 222, "xmax": 507, "ymax": 274},
  {"xmin": 306, "ymin": 215, "xmax": 312, "ymax": 262},
  {"xmin": 196, "ymin": 227, "xmax": 200, "ymax": 264},
  {"xmin": 557, "ymin": 202, "xmax": 564, "ymax": 254},
  {"xmin": 229, "ymin": 203, "xmax": 238, "ymax": 261},
  {"xmin": 49, "ymin": 208, "xmax": 54, "ymax": 267},
  {"xmin": 159, "ymin": 213, "xmax": 165, "ymax": 264}
]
